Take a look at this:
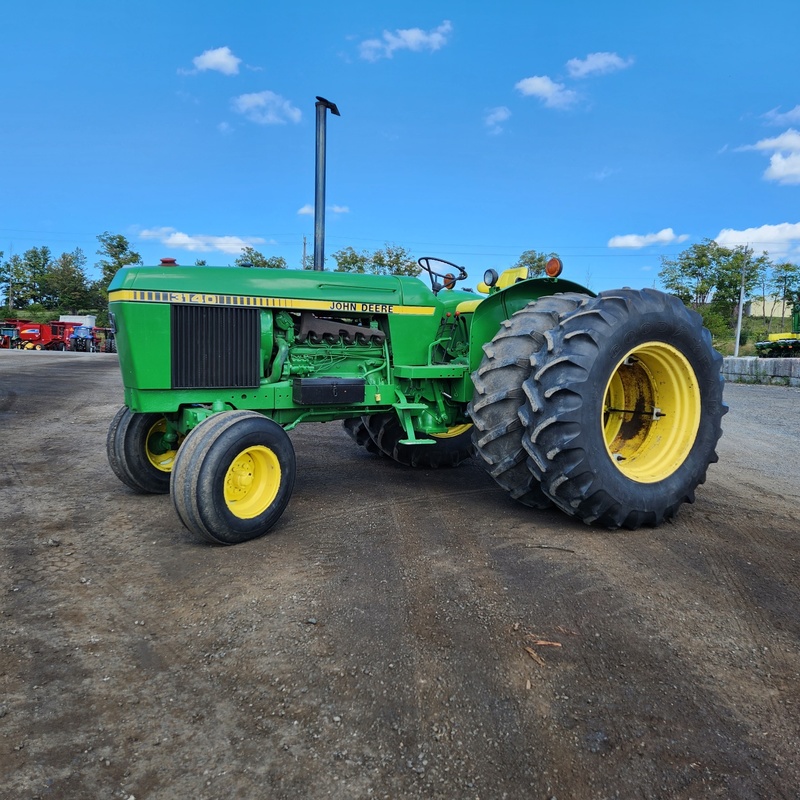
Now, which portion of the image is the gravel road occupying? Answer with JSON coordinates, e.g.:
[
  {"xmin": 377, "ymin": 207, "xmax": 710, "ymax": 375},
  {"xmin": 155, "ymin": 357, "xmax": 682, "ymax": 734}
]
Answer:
[{"xmin": 1, "ymin": 351, "xmax": 799, "ymax": 799}]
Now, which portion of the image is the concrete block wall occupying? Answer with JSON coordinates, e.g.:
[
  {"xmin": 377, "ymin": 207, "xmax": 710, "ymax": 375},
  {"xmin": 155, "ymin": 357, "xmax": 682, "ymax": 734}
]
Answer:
[{"xmin": 722, "ymin": 356, "xmax": 800, "ymax": 387}]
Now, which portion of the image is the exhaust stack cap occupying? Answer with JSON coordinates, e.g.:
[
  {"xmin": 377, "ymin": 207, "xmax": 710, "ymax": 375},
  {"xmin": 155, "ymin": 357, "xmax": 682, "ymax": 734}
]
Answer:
[{"xmin": 160, "ymin": 258, "xmax": 178, "ymax": 267}]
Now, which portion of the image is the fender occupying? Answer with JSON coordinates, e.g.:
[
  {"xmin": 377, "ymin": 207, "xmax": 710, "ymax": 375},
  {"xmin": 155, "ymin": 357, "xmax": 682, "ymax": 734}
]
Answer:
[{"xmin": 466, "ymin": 277, "xmax": 594, "ymax": 372}]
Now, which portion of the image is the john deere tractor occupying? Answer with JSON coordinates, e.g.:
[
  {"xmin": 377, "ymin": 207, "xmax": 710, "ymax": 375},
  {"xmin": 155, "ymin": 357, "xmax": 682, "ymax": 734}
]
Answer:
[
  {"xmin": 106, "ymin": 98, "xmax": 726, "ymax": 545},
  {"xmin": 754, "ymin": 303, "xmax": 800, "ymax": 357}
]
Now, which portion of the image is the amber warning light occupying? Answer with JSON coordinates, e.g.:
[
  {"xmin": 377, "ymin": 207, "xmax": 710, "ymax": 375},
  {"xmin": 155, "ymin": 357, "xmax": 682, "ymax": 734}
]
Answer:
[{"xmin": 545, "ymin": 256, "xmax": 563, "ymax": 278}]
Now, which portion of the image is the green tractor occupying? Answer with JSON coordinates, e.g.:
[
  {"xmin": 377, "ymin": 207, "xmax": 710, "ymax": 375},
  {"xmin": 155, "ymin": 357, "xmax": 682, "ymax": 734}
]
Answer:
[
  {"xmin": 754, "ymin": 304, "xmax": 800, "ymax": 357},
  {"xmin": 106, "ymin": 98, "xmax": 726, "ymax": 544}
]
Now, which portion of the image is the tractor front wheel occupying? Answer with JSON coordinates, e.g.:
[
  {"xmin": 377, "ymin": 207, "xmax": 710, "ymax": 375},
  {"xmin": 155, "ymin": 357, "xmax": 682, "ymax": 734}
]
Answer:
[
  {"xmin": 520, "ymin": 288, "xmax": 727, "ymax": 529},
  {"xmin": 171, "ymin": 411, "xmax": 296, "ymax": 545},
  {"xmin": 107, "ymin": 407, "xmax": 181, "ymax": 494}
]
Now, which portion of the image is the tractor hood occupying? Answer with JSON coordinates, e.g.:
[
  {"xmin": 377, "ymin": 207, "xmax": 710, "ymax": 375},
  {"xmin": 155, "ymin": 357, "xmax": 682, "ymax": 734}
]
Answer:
[{"xmin": 108, "ymin": 265, "xmax": 474, "ymax": 315}]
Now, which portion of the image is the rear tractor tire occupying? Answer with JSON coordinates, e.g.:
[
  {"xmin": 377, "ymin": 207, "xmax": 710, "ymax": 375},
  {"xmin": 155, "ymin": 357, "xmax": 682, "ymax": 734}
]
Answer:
[
  {"xmin": 363, "ymin": 413, "xmax": 473, "ymax": 468},
  {"xmin": 106, "ymin": 407, "xmax": 182, "ymax": 494},
  {"xmin": 520, "ymin": 288, "xmax": 727, "ymax": 529},
  {"xmin": 342, "ymin": 417, "xmax": 384, "ymax": 457},
  {"xmin": 469, "ymin": 293, "xmax": 591, "ymax": 508},
  {"xmin": 171, "ymin": 411, "xmax": 296, "ymax": 545}
]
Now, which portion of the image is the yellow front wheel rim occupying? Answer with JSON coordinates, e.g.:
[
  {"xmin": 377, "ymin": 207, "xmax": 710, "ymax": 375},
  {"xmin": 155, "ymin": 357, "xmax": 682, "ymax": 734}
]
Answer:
[
  {"xmin": 224, "ymin": 445, "xmax": 281, "ymax": 519},
  {"xmin": 145, "ymin": 419, "xmax": 180, "ymax": 473},
  {"xmin": 603, "ymin": 342, "xmax": 701, "ymax": 483}
]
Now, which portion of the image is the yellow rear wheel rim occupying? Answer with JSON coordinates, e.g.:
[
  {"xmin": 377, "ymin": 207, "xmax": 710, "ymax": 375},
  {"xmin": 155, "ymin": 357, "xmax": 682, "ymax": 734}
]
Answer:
[
  {"xmin": 603, "ymin": 342, "xmax": 701, "ymax": 483},
  {"xmin": 430, "ymin": 423, "xmax": 473, "ymax": 439},
  {"xmin": 223, "ymin": 445, "xmax": 281, "ymax": 519}
]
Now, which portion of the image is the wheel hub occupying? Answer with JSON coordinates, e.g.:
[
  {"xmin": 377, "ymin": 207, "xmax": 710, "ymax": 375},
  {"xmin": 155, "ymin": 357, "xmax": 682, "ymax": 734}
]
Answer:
[
  {"xmin": 602, "ymin": 342, "xmax": 701, "ymax": 483},
  {"xmin": 224, "ymin": 445, "xmax": 281, "ymax": 519}
]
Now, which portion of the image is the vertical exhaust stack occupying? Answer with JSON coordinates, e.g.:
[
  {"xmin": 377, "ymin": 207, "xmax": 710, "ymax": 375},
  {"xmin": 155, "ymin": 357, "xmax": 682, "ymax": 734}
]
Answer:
[{"xmin": 313, "ymin": 96, "xmax": 340, "ymax": 271}]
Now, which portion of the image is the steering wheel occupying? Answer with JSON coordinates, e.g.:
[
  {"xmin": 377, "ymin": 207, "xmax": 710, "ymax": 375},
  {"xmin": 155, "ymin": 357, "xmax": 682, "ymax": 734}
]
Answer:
[{"xmin": 417, "ymin": 257, "xmax": 468, "ymax": 294}]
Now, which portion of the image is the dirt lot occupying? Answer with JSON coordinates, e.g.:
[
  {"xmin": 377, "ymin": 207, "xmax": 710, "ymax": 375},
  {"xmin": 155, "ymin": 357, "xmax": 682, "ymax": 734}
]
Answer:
[{"xmin": 1, "ymin": 350, "xmax": 799, "ymax": 800}]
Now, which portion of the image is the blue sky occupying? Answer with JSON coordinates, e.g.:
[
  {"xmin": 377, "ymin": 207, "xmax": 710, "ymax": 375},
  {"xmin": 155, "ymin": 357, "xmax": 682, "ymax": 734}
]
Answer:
[{"xmin": 2, "ymin": 0, "xmax": 799, "ymax": 291}]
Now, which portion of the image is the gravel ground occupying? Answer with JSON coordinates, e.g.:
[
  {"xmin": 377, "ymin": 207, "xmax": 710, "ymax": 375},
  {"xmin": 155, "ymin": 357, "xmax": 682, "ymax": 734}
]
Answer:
[{"xmin": 1, "ymin": 351, "xmax": 799, "ymax": 799}]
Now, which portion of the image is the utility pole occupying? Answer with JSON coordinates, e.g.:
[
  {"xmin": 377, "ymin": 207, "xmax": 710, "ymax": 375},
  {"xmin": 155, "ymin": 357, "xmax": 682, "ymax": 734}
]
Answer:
[
  {"xmin": 781, "ymin": 275, "xmax": 787, "ymax": 330},
  {"xmin": 733, "ymin": 245, "xmax": 749, "ymax": 357}
]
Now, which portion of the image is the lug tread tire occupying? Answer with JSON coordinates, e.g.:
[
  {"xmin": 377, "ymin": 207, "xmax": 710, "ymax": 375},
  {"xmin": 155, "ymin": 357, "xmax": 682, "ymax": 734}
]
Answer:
[
  {"xmin": 520, "ymin": 288, "xmax": 727, "ymax": 529},
  {"xmin": 171, "ymin": 410, "xmax": 296, "ymax": 545},
  {"xmin": 364, "ymin": 414, "xmax": 473, "ymax": 469},
  {"xmin": 468, "ymin": 293, "xmax": 590, "ymax": 508},
  {"xmin": 342, "ymin": 417, "xmax": 384, "ymax": 456}
]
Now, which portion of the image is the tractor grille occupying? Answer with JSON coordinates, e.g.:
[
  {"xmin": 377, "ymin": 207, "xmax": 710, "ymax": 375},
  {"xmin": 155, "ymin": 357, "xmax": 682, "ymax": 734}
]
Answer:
[{"xmin": 171, "ymin": 305, "xmax": 261, "ymax": 389}]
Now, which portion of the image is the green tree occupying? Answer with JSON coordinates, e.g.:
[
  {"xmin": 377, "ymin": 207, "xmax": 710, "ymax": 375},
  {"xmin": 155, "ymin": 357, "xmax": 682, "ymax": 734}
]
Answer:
[
  {"xmin": 513, "ymin": 249, "xmax": 559, "ymax": 277},
  {"xmin": 96, "ymin": 232, "xmax": 142, "ymax": 289},
  {"xmin": 1, "ymin": 254, "xmax": 22, "ymax": 311},
  {"xmin": 0, "ymin": 247, "xmax": 53, "ymax": 309},
  {"xmin": 659, "ymin": 240, "xmax": 720, "ymax": 306},
  {"xmin": 659, "ymin": 239, "xmax": 767, "ymax": 324},
  {"xmin": 234, "ymin": 247, "xmax": 287, "ymax": 269},
  {"xmin": 332, "ymin": 244, "xmax": 419, "ymax": 276},
  {"xmin": 85, "ymin": 279, "xmax": 107, "ymax": 313},
  {"xmin": 768, "ymin": 261, "xmax": 800, "ymax": 330},
  {"xmin": 0, "ymin": 250, "xmax": 11, "ymax": 312},
  {"xmin": 40, "ymin": 248, "xmax": 91, "ymax": 312},
  {"xmin": 709, "ymin": 245, "xmax": 768, "ymax": 322},
  {"xmin": 194, "ymin": 258, "xmax": 208, "ymax": 266}
]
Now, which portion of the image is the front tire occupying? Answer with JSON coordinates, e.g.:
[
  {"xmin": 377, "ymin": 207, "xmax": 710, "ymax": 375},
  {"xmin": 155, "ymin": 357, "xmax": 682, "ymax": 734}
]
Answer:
[
  {"xmin": 107, "ymin": 407, "xmax": 180, "ymax": 494},
  {"xmin": 520, "ymin": 288, "xmax": 727, "ymax": 529},
  {"xmin": 171, "ymin": 411, "xmax": 296, "ymax": 545}
]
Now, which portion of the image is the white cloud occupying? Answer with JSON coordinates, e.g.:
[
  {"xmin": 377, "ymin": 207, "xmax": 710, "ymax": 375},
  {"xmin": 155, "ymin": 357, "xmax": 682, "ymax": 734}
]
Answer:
[
  {"xmin": 359, "ymin": 20, "xmax": 452, "ymax": 61},
  {"xmin": 566, "ymin": 52, "xmax": 634, "ymax": 79},
  {"xmin": 515, "ymin": 75, "xmax": 577, "ymax": 109},
  {"xmin": 763, "ymin": 105, "xmax": 800, "ymax": 126},
  {"xmin": 608, "ymin": 228, "xmax": 689, "ymax": 248},
  {"xmin": 715, "ymin": 222, "xmax": 800, "ymax": 260},
  {"xmin": 764, "ymin": 152, "xmax": 800, "ymax": 184},
  {"xmin": 217, "ymin": 121, "xmax": 233, "ymax": 134},
  {"xmin": 297, "ymin": 204, "xmax": 348, "ymax": 215},
  {"xmin": 140, "ymin": 227, "xmax": 267, "ymax": 255},
  {"xmin": 182, "ymin": 46, "xmax": 242, "ymax": 76},
  {"xmin": 485, "ymin": 106, "xmax": 511, "ymax": 135},
  {"xmin": 232, "ymin": 91, "xmax": 302, "ymax": 125},
  {"xmin": 741, "ymin": 128, "xmax": 800, "ymax": 184},
  {"xmin": 592, "ymin": 167, "xmax": 614, "ymax": 181}
]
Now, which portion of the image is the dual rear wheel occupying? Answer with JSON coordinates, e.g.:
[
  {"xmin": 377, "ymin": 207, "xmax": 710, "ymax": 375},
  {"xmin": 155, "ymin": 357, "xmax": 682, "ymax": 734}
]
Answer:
[{"xmin": 470, "ymin": 288, "xmax": 726, "ymax": 529}]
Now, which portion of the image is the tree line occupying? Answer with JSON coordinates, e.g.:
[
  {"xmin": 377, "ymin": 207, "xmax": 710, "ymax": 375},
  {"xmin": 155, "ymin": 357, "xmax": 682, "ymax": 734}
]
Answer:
[
  {"xmin": 1, "ymin": 233, "xmax": 143, "ymax": 325},
  {"xmin": 658, "ymin": 239, "xmax": 800, "ymax": 341},
  {"xmin": 5, "ymin": 231, "xmax": 794, "ymax": 344},
  {"xmin": 1, "ymin": 234, "xmax": 558, "ymax": 325}
]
